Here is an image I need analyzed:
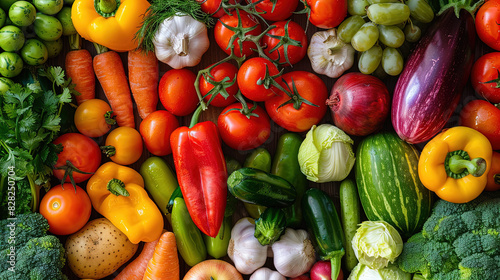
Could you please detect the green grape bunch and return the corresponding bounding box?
[339,0,435,76]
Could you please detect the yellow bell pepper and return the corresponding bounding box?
[418,126,492,204]
[86,162,164,244]
[71,0,150,52]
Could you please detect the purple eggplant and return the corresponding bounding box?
[391,8,476,144]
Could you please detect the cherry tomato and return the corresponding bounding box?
[200,62,239,107]
[217,102,271,150]
[196,0,238,18]
[74,99,115,138]
[265,71,328,132]
[470,52,500,104]
[237,57,281,102]
[53,133,101,183]
[159,69,198,116]
[247,0,299,21]
[263,20,308,66]
[39,183,92,235]
[139,110,180,156]
[214,10,262,57]
[304,0,347,29]
[102,127,143,165]
[459,99,500,150]
[476,0,500,51]
[486,151,500,191]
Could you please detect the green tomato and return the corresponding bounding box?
[0,25,24,51]
[34,0,63,15]
[41,37,62,58]
[56,7,76,36]
[8,1,36,27]
[0,0,17,13]
[20,38,48,65]
[34,13,62,41]
[0,8,6,28]
[0,51,23,77]
[0,77,14,94]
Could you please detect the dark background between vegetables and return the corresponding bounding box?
[43,6,492,280]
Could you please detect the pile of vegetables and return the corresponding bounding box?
[1,0,500,279]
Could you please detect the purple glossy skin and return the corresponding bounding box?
[391,9,476,144]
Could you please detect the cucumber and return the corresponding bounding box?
[243,148,271,218]
[339,179,361,272]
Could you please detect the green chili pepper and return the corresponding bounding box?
[171,197,207,267]
[203,216,231,259]
[243,148,272,218]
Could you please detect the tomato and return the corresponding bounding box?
[459,99,500,150]
[159,69,199,116]
[470,52,500,104]
[476,0,500,51]
[237,57,281,101]
[102,127,143,165]
[74,99,115,138]
[265,71,328,132]
[196,0,238,18]
[486,151,500,191]
[200,62,239,107]
[263,20,308,66]
[140,110,180,156]
[214,10,262,57]
[217,102,271,150]
[304,0,347,29]
[39,183,92,235]
[53,133,101,183]
[247,0,299,21]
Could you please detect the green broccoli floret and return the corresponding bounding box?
[397,192,500,279]
[0,212,49,251]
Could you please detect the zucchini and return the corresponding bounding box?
[227,167,296,208]
[339,179,361,272]
[243,148,271,218]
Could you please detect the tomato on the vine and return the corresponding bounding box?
[471,52,500,104]
[214,10,262,57]
[140,110,180,156]
[102,127,143,165]
[459,99,500,150]
[263,20,308,66]
[217,102,271,150]
[159,69,199,116]
[200,62,239,107]
[237,57,282,102]
[265,71,328,132]
[52,133,101,184]
[247,0,299,21]
[196,0,238,18]
[74,99,115,138]
[303,0,347,29]
[39,183,92,235]
[476,0,500,51]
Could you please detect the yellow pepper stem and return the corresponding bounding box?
[95,0,120,17]
[107,178,130,196]
[445,150,487,179]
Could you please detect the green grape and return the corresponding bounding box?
[378,25,405,48]
[382,47,404,76]
[338,15,366,43]
[367,3,411,25]
[394,21,407,30]
[351,22,379,52]
[367,0,399,3]
[405,0,434,23]
[404,23,421,42]
[358,45,383,74]
[398,40,414,58]
[372,61,388,80]
[348,0,369,16]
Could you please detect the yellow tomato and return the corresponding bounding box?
[102,127,143,165]
[74,99,115,138]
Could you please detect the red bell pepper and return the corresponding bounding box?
[170,106,228,237]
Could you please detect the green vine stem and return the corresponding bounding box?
[107,178,130,197]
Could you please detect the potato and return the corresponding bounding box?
[65,218,139,279]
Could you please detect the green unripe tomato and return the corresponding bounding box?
[34,13,62,41]
[0,25,24,51]
[0,77,14,94]
[34,0,63,15]
[56,7,76,36]
[20,38,48,65]
[8,1,36,27]
[0,51,23,77]
[0,8,6,28]
[41,37,62,58]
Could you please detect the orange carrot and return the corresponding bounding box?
[65,34,95,105]
[128,49,159,119]
[114,239,160,280]
[142,231,179,280]
[93,43,135,128]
